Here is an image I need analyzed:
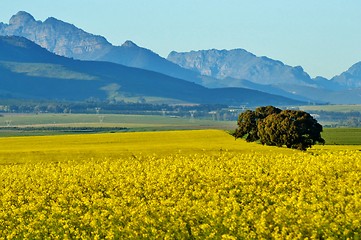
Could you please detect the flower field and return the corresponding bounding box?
[0,130,361,239]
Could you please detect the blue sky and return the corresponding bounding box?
[1,0,361,79]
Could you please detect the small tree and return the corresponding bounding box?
[234,106,325,150]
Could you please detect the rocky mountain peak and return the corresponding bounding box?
[44,17,61,24]
[9,11,36,26]
[346,62,361,77]
[330,61,361,89]
[1,12,113,60]
[121,40,138,48]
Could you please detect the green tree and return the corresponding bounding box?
[258,110,325,150]
[233,106,281,142]
[234,107,325,150]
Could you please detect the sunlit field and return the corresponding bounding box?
[1,130,361,239]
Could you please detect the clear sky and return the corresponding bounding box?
[1,0,361,79]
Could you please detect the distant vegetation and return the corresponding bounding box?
[0,112,238,137]
[0,99,231,117]
[2,99,361,126]
[299,105,361,127]
[2,100,361,136]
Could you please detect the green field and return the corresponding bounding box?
[321,128,361,145]
[0,113,236,136]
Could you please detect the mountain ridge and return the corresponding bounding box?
[1,11,361,104]
[167,49,361,104]
[0,35,304,106]
[167,49,315,87]
[0,11,205,85]
[331,61,361,89]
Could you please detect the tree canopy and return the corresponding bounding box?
[233,106,282,142]
[233,106,325,150]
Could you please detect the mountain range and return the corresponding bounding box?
[1,11,361,105]
[167,50,361,104]
[0,35,303,106]
[0,11,206,86]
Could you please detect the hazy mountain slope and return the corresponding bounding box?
[331,62,361,89]
[315,62,361,104]
[0,36,203,102]
[0,35,61,63]
[228,79,315,102]
[0,11,204,85]
[0,36,304,106]
[167,49,361,104]
[277,84,361,104]
[167,49,315,87]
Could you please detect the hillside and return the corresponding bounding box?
[167,49,314,87]
[0,11,206,85]
[168,49,361,104]
[0,36,304,106]
[331,62,361,89]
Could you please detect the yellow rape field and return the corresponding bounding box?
[0,130,361,239]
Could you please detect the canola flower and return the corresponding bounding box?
[0,130,360,239]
